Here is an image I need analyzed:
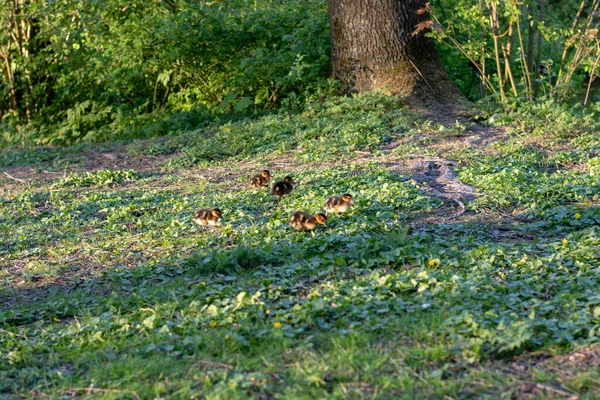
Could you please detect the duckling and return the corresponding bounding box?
[288,211,327,231]
[193,208,223,227]
[324,193,355,215]
[271,176,296,201]
[250,170,271,188]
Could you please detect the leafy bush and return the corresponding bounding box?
[0,0,330,145]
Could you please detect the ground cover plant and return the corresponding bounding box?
[2,93,600,399]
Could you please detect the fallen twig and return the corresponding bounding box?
[196,360,233,370]
[535,383,579,399]
[0,329,28,340]
[64,387,142,400]
[3,171,30,183]
[409,59,436,95]
[544,283,555,298]
[443,198,466,222]
[530,283,555,300]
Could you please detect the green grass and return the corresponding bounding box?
[2,94,600,399]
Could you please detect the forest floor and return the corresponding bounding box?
[1,94,600,399]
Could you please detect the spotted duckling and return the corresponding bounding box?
[324,193,355,215]
[250,170,271,188]
[288,211,327,231]
[271,176,296,201]
[193,208,223,227]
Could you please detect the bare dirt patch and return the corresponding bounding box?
[0,145,170,187]
[503,345,600,399]
[388,156,479,222]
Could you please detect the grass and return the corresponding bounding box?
[1,93,600,399]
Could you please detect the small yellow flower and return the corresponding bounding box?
[564,180,570,185]
[428,259,436,267]
[200,281,206,286]
[573,181,578,185]
[440,201,444,205]
[273,322,282,329]
[562,238,568,245]
[265,309,270,315]
[224,127,230,133]
[422,181,428,186]
[209,321,217,328]
[575,213,581,220]
[540,211,545,216]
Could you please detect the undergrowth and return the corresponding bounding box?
[1,94,600,399]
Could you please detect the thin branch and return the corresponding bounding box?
[584,51,600,106]
[534,0,546,97]
[0,328,28,339]
[430,14,496,92]
[408,59,435,95]
[196,360,233,370]
[443,198,466,222]
[515,0,533,100]
[3,171,30,183]
[535,383,579,399]
[64,387,142,400]
[557,0,587,84]
[490,2,506,100]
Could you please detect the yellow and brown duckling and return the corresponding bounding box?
[271,176,296,201]
[249,170,271,188]
[193,208,223,227]
[288,211,327,231]
[324,193,355,215]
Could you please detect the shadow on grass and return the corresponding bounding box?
[1,211,600,398]
[3,204,599,321]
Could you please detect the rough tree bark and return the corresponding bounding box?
[328,0,460,102]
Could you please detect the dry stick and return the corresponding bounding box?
[584,51,600,106]
[503,22,520,97]
[196,360,233,370]
[515,1,533,100]
[65,387,142,400]
[3,171,30,183]
[545,282,555,298]
[535,383,579,399]
[534,0,545,98]
[531,283,554,299]
[585,0,600,28]
[526,1,537,97]
[431,15,496,92]
[564,46,587,84]
[0,328,28,339]
[443,197,466,222]
[478,0,487,98]
[557,0,587,85]
[490,2,506,100]
[480,44,487,98]
[408,59,435,95]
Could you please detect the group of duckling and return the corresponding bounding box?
[193,169,355,231]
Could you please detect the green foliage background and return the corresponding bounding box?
[0,0,331,145]
[2,0,598,146]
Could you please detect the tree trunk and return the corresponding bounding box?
[328,0,459,102]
